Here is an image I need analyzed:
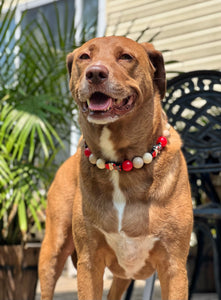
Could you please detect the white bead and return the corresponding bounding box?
[143,152,153,164]
[96,158,105,169]
[166,123,171,130]
[163,129,170,137]
[132,157,144,169]
[89,153,97,164]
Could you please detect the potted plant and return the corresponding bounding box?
[0,1,92,298]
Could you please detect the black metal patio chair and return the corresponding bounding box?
[124,70,221,300]
[165,70,221,300]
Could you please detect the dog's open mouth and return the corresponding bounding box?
[82,92,136,123]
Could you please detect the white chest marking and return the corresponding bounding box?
[110,171,126,232]
[99,127,158,278]
[103,231,159,278]
[100,127,126,231]
[99,127,118,161]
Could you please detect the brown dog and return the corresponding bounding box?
[39,36,193,300]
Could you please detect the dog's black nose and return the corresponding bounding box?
[86,65,109,84]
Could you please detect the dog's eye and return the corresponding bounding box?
[79,53,90,60]
[119,53,133,61]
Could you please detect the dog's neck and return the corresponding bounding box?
[79,99,165,163]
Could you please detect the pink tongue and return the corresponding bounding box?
[89,93,112,111]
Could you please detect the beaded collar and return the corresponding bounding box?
[84,123,170,172]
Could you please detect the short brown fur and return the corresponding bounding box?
[39,36,193,300]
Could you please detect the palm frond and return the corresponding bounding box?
[1,94,64,162]
[0,0,94,244]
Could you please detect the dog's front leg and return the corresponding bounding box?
[39,196,74,300]
[108,276,132,300]
[158,260,188,300]
[76,252,105,300]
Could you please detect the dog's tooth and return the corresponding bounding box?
[116,99,123,105]
[87,99,90,106]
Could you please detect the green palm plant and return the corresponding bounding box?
[0,0,96,244]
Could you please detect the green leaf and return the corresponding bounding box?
[28,125,36,162]
[29,203,42,231]
[54,3,63,49]
[38,12,57,53]
[36,123,49,158]
[18,198,27,236]
[0,155,11,185]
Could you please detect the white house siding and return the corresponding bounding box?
[106,0,221,77]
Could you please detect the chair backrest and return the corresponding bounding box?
[163,70,221,174]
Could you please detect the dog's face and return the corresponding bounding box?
[67,36,165,125]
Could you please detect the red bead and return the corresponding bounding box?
[157,136,167,147]
[152,151,157,158]
[84,148,92,157]
[122,160,133,172]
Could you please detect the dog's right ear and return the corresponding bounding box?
[66,52,74,77]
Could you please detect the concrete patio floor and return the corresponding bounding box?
[36,273,218,300]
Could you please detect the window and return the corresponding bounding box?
[20,0,99,48]
[21,0,76,49]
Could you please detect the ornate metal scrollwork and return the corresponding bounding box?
[164,70,221,173]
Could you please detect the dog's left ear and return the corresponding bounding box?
[66,52,74,78]
[141,43,166,100]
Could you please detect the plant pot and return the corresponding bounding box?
[0,243,40,300]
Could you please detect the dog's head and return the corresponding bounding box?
[67,36,166,125]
